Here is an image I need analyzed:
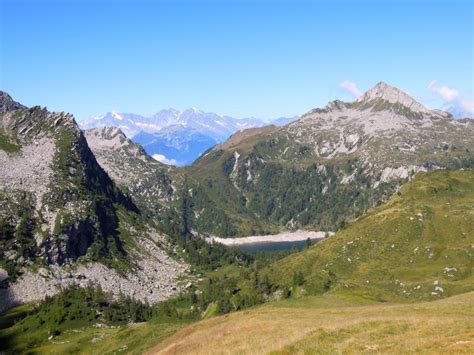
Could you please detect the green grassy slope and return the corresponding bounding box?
[151,291,474,354]
[0,303,192,355]
[0,286,198,354]
[262,169,474,301]
[151,169,474,354]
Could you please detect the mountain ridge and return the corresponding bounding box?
[181,82,474,237]
[80,108,298,166]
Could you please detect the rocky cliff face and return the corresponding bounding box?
[84,126,175,218]
[183,82,474,236]
[0,92,189,310]
[0,93,138,270]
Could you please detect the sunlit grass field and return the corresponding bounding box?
[151,291,474,354]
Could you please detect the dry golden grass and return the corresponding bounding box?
[148,292,474,354]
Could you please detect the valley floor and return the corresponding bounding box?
[150,291,474,354]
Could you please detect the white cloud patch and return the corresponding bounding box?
[339,80,362,98]
[427,80,473,118]
[427,80,459,102]
[152,154,178,166]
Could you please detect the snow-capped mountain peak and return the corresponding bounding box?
[111,111,123,120]
[79,108,298,166]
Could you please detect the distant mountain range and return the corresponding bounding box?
[80,109,298,166]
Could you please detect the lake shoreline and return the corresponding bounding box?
[207,230,334,246]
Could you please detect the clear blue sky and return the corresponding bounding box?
[1,0,473,120]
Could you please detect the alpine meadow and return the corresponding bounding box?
[0,0,473,354]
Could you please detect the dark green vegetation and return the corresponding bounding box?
[0,191,38,280]
[0,128,21,153]
[0,285,199,354]
[185,132,474,237]
[167,169,474,322]
[182,152,401,237]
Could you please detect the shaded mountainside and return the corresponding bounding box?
[0,93,138,272]
[181,82,474,237]
[262,169,474,301]
[0,93,189,311]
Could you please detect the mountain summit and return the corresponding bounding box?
[354,81,436,116]
[0,91,26,112]
[182,82,474,237]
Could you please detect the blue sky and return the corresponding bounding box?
[1,0,472,120]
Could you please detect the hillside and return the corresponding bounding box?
[0,93,134,269]
[1,168,472,353]
[0,93,188,312]
[152,291,474,354]
[150,168,474,353]
[181,82,474,237]
[262,169,474,301]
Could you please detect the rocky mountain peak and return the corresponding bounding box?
[84,126,130,150]
[355,82,431,114]
[84,125,152,164]
[0,91,26,112]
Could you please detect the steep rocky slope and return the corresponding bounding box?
[84,126,175,217]
[183,82,474,236]
[0,94,134,268]
[0,92,188,311]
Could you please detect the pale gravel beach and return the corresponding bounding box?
[207,230,334,246]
